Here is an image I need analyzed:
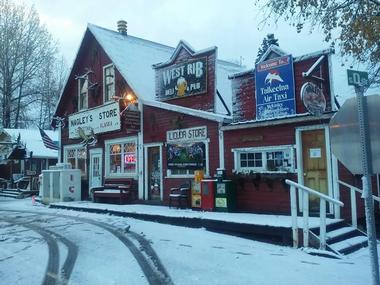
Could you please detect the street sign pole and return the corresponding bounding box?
[355,85,380,285]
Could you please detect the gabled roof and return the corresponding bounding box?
[141,99,231,123]
[257,44,288,64]
[55,24,244,117]
[1,129,58,159]
[229,48,334,79]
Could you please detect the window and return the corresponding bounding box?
[167,141,209,177]
[103,64,115,102]
[78,76,88,110]
[64,145,87,176]
[105,137,137,177]
[233,145,294,173]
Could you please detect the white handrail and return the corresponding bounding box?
[286,179,344,206]
[338,180,380,229]
[285,179,344,250]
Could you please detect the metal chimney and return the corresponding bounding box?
[117,20,127,35]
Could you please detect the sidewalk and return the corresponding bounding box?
[49,201,341,246]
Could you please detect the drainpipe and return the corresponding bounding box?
[218,122,225,170]
[138,101,144,200]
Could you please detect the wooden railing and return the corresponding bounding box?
[286,179,344,250]
[338,180,380,229]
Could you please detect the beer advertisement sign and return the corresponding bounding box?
[255,55,295,120]
[157,57,207,100]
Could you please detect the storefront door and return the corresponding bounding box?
[301,129,328,211]
[89,149,102,191]
[145,145,162,200]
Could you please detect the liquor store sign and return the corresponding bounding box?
[69,102,121,139]
[167,126,207,143]
[157,57,207,100]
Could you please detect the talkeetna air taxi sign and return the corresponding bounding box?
[255,55,295,120]
[157,57,207,100]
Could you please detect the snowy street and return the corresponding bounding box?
[0,198,376,285]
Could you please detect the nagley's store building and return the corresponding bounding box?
[53,22,372,218]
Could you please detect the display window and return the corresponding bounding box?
[64,144,87,176]
[105,137,137,177]
[232,145,295,173]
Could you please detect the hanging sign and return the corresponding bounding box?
[255,55,296,120]
[301,82,326,116]
[69,102,120,139]
[125,110,141,132]
[157,57,207,100]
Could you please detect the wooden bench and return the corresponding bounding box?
[91,179,136,204]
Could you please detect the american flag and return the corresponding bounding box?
[38,128,59,150]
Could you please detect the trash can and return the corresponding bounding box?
[201,179,216,211]
[214,180,236,212]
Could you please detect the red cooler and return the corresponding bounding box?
[200,179,216,211]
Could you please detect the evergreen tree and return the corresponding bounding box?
[256,33,279,64]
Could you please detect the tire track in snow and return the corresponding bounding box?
[0,215,78,285]
[0,210,173,285]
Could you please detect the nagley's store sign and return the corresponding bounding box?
[255,55,295,120]
[166,126,207,143]
[157,57,207,100]
[69,102,121,139]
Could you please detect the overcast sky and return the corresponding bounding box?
[19,0,374,103]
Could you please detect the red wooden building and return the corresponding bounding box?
[53,22,378,220]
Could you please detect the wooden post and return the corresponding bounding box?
[303,191,309,247]
[350,187,358,228]
[320,199,327,250]
[290,185,298,248]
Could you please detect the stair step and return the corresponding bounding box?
[311,220,346,235]
[0,193,20,198]
[326,227,359,244]
[329,235,368,254]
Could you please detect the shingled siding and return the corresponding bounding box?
[143,105,220,204]
[231,55,333,122]
[154,48,217,113]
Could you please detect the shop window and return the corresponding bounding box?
[64,145,87,176]
[233,145,294,173]
[166,142,208,178]
[105,137,137,177]
[78,76,88,110]
[103,64,115,102]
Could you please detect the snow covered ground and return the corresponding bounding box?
[0,197,376,285]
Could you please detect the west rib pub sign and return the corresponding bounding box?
[157,57,207,100]
[255,55,295,120]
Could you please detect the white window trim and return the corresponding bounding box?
[105,137,138,179]
[232,144,295,174]
[103,63,115,103]
[166,139,210,178]
[63,144,87,175]
[78,75,88,110]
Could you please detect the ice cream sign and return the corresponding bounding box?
[68,102,121,139]
[157,57,207,100]
[255,55,295,120]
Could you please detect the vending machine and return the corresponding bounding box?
[191,170,204,209]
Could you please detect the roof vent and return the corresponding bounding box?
[117,20,127,35]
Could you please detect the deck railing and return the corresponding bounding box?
[286,179,344,250]
[338,180,380,229]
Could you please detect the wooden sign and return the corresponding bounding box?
[125,110,140,132]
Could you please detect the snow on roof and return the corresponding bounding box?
[87,24,244,115]
[3,129,58,159]
[141,99,232,123]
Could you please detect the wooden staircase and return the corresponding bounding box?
[310,221,368,255]
[0,188,38,199]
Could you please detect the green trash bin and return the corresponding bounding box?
[214,180,236,212]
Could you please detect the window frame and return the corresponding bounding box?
[103,63,115,103]
[78,75,88,110]
[105,137,138,178]
[63,144,87,177]
[166,139,209,178]
[232,145,295,174]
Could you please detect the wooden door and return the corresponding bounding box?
[302,129,328,211]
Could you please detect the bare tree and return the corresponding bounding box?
[0,0,58,128]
